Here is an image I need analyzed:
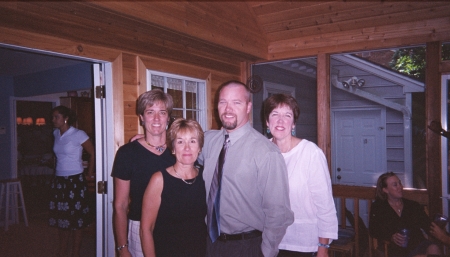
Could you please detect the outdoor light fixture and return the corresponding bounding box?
[342,76,365,88]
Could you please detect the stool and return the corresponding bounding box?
[0,179,28,231]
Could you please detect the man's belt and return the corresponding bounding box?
[217,230,262,241]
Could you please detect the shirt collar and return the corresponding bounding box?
[221,122,251,146]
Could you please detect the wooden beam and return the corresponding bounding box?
[264,2,450,41]
[268,17,450,59]
[0,2,253,74]
[425,41,442,216]
[317,54,331,170]
[91,2,268,59]
[112,54,125,151]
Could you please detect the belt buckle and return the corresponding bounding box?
[219,233,228,241]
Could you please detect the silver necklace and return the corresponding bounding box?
[173,166,197,185]
[145,140,166,153]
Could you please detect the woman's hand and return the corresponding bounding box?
[430,222,450,245]
[391,232,407,247]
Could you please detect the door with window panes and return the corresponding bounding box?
[147,71,207,130]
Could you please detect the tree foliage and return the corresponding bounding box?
[390,44,450,82]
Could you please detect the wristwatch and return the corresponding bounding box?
[318,243,330,248]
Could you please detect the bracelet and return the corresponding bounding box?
[116,243,128,251]
[318,243,330,248]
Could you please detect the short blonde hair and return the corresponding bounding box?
[167,118,204,152]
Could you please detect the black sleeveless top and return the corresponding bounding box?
[153,168,207,257]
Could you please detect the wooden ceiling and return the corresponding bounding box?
[1,1,449,71]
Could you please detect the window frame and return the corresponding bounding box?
[146,70,207,131]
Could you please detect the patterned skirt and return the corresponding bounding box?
[48,173,92,230]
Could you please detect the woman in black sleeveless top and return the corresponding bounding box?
[141,118,206,257]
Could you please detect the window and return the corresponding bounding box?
[147,70,207,130]
[252,57,318,143]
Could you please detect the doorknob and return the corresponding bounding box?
[337,175,342,179]
[337,168,341,172]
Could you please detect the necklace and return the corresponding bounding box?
[173,166,197,185]
[145,140,166,153]
[388,199,403,213]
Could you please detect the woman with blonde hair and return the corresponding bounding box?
[140,118,206,257]
[369,172,441,257]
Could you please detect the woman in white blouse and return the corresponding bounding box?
[263,94,338,257]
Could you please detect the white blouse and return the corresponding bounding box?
[53,126,89,176]
[277,139,338,253]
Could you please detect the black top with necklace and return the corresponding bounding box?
[369,198,431,256]
[153,167,206,257]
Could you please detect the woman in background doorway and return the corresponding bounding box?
[49,105,95,257]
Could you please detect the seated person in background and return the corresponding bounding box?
[369,172,441,257]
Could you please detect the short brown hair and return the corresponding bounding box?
[136,89,173,116]
[167,118,204,152]
[375,172,398,201]
[263,94,300,124]
[219,80,251,102]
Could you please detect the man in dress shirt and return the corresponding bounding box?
[199,80,294,257]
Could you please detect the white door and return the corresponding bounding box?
[93,63,115,257]
[332,109,385,186]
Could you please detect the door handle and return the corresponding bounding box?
[337,175,342,179]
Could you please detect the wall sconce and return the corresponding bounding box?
[17,117,23,125]
[36,118,46,126]
[342,76,365,88]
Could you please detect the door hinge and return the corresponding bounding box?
[95,85,105,99]
[97,181,107,194]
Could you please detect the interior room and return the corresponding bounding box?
[0,46,96,256]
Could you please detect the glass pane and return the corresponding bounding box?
[151,75,164,90]
[171,109,183,120]
[443,42,450,61]
[330,46,426,188]
[355,47,426,82]
[186,110,197,120]
[167,77,183,109]
[186,81,197,109]
[252,57,318,144]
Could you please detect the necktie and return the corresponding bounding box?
[207,134,230,242]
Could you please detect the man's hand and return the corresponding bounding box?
[130,134,144,142]
[430,222,450,245]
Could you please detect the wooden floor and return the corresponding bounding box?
[0,176,96,257]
